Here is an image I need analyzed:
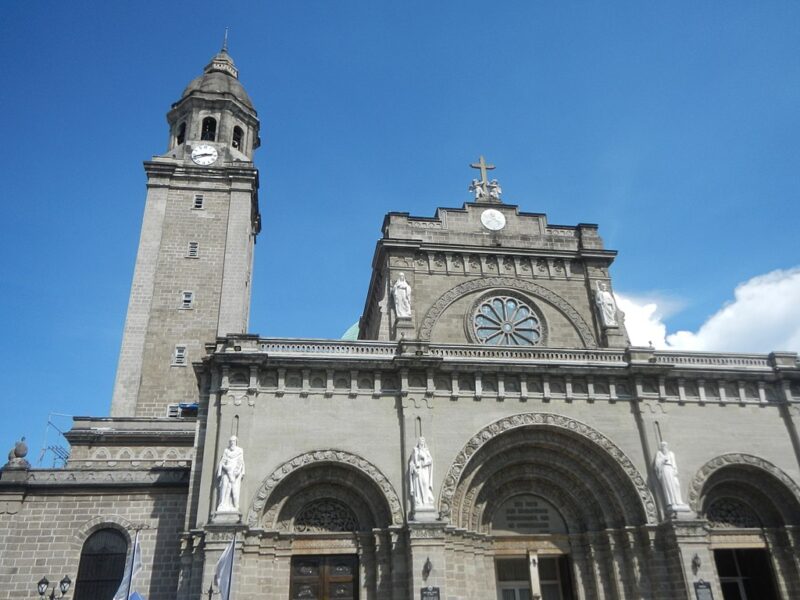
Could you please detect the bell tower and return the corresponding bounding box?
[111,45,261,417]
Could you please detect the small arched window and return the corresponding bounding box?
[201,117,217,141]
[73,528,128,600]
[176,122,186,145]
[232,126,244,150]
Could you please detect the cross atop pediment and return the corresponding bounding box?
[469,155,502,203]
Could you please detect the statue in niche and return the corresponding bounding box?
[488,179,502,200]
[654,441,688,509]
[409,437,434,509]
[469,178,487,200]
[392,272,412,318]
[594,281,619,327]
[216,436,245,512]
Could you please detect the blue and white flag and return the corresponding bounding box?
[114,531,144,600]
[214,536,236,600]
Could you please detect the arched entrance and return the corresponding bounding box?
[691,454,800,599]
[247,450,405,600]
[442,413,656,599]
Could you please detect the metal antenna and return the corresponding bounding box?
[222,27,229,52]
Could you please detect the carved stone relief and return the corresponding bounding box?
[295,499,359,533]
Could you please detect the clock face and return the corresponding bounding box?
[480,208,506,231]
[191,144,218,166]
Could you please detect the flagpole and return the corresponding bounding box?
[226,532,236,600]
[127,528,139,600]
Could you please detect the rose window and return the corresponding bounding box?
[473,296,541,346]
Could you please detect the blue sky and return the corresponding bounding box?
[1,2,799,462]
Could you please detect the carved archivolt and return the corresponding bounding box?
[439,413,656,524]
[458,445,629,532]
[688,453,800,518]
[418,277,597,347]
[246,450,403,527]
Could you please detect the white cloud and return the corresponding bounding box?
[617,267,800,354]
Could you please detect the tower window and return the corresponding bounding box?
[180,291,194,309]
[176,122,186,145]
[193,195,204,209]
[187,241,199,258]
[201,117,217,141]
[172,345,187,366]
[232,126,244,149]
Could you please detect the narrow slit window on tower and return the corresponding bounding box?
[232,126,244,149]
[172,345,187,366]
[187,241,199,258]
[193,194,204,209]
[180,291,194,309]
[201,117,217,141]
[176,122,186,145]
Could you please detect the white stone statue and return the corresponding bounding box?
[654,441,688,510]
[469,178,486,200]
[409,436,434,510]
[216,436,245,512]
[392,272,412,318]
[594,281,619,327]
[488,179,502,200]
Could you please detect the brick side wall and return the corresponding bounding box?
[0,488,187,600]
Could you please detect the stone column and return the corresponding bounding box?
[567,533,594,600]
[389,526,409,598]
[666,518,722,600]
[408,523,447,599]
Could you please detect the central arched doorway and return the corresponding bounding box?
[441,413,656,599]
[247,450,405,600]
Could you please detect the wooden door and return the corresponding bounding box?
[290,555,358,600]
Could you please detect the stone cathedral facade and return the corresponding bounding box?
[2,48,800,600]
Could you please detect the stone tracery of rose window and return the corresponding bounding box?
[473,296,542,346]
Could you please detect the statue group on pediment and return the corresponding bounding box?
[469,179,502,201]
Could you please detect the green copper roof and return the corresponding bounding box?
[340,322,359,341]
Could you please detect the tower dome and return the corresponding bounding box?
[180,49,254,111]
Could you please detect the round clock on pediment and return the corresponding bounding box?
[480,208,506,231]
[191,144,218,166]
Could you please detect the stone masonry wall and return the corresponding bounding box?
[0,487,187,600]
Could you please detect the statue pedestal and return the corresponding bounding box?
[212,510,242,524]
[602,325,628,348]
[394,317,414,340]
[411,507,439,522]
